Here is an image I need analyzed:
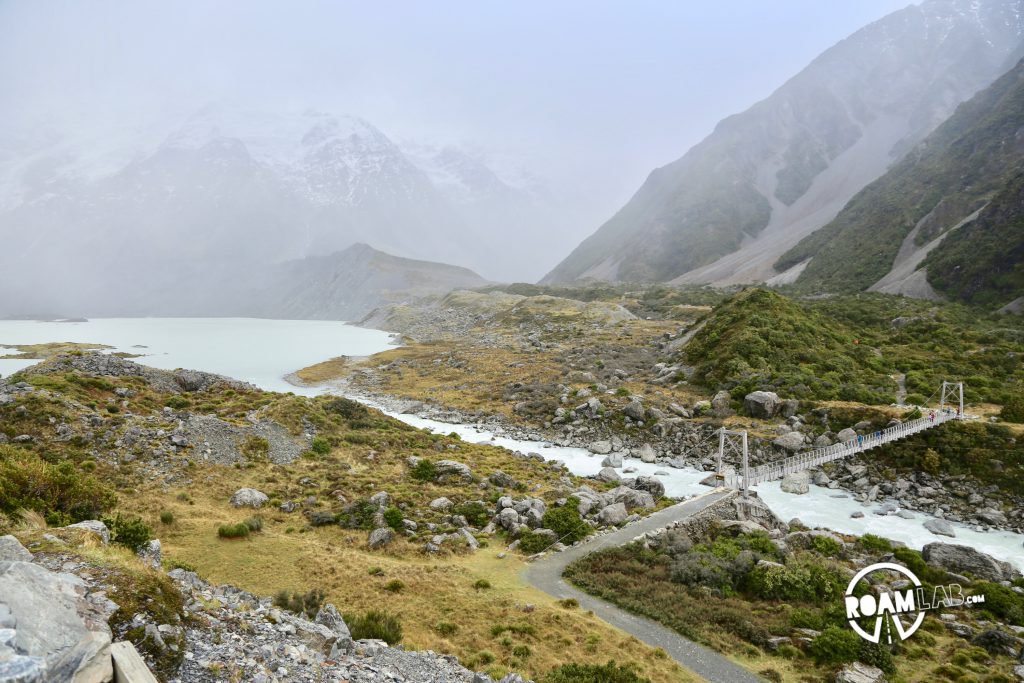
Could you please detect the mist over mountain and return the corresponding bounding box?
[0,105,569,317]
[544,0,1024,286]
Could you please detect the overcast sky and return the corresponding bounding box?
[0,0,910,225]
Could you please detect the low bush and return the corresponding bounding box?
[382,506,404,531]
[217,523,250,539]
[540,661,650,683]
[454,501,490,527]
[409,459,438,482]
[336,500,377,530]
[807,626,861,666]
[518,531,554,554]
[0,446,116,522]
[346,610,402,644]
[273,588,326,618]
[383,579,404,593]
[244,516,263,532]
[434,621,458,636]
[540,499,590,545]
[473,579,491,591]
[159,511,175,525]
[309,437,331,456]
[973,581,1024,625]
[103,514,154,553]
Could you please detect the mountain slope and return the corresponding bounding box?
[779,59,1024,305]
[247,243,490,320]
[543,0,1024,285]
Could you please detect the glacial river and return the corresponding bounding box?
[2,317,1022,569]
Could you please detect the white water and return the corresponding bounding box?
[0,318,395,393]
[2,317,1021,569]
[367,400,1024,570]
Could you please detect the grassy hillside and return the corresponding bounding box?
[0,356,692,683]
[779,60,1024,298]
[924,172,1024,307]
[684,289,1024,406]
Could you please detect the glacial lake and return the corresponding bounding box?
[0,318,396,393]
[2,317,1021,569]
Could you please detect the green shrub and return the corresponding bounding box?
[273,588,326,618]
[159,511,175,525]
[217,523,250,539]
[1000,395,1024,423]
[103,513,153,553]
[540,499,590,545]
[0,446,116,522]
[454,501,490,527]
[383,579,405,593]
[324,397,369,421]
[518,531,554,554]
[540,660,650,683]
[558,598,579,609]
[164,396,189,410]
[807,626,861,666]
[858,534,893,553]
[346,610,403,644]
[244,516,263,532]
[409,459,438,482]
[310,437,331,456]
[744,555,846,604]
[512,644,532,658]
[473,579,491,591]
[337,500,378,530]
[435,621,459,636]
[973,581,1024,625]
[382,506,404,531]
[309,511,338,527]
[368,566,384,576]
[811,535,842,557]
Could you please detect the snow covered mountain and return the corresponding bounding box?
[543,0,1024,286]
[0,106,556,316]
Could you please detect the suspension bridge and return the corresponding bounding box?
[717,381,965,490]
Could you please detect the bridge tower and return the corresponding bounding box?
[717,427,749,492]
[939,381,964,417]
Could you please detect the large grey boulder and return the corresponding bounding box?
[315,603,354,656]
[230,488,269,508]
[137,539,161,570]
[589,441,612,455]
[637,444,657,463]
[922,543,1021,582]
[607,487,656,510]
[0,536,31,563]
[837,428,858,442]
[711,390,733,418]
[622,400,645,421]
[744,391,781,418]
[367,528,394,549]
[923,519,956,538]
[600,453,623,468]
[773,432,805,452]
[0,561,113,683]
[597,503,628,527]
[428,497,453,512]
[435,460,473,481]
[66,521,110,546]
[631,475,665,501]
[780,471,810,494]
[595,467,621,483]
[834,661,886,683]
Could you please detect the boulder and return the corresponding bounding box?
[367,528,394,549]
[637,444,657,463]
[315,603,354,656]
[744,391,781,419]
[597,503,628,527]
[601,453,623,468]
[780,471,810,494]
[0,561,113,683]
[595,467,621,483]
[923,519,956,538]
[834,662,886,683]
[489,470,515,488]
[631,475,665,501]
[773,432,805,452]
[67,521,110,545]
[136,539,161,570]
[435,460,473,481]
[711,390,733,418]
[813,435,834,449]
[780,399,800,418]
[607,487,656,510]
[230,488,269,508]
[972,628,1022,657]
[922,542,1021,582]
[497,508,521,531]
[622,400,645,421]
[0,536,32,563]
[429,497,454,512]
[837,428,857,442]
[368,491,391,508]
[589,441,613,455]
[812,470,831,486]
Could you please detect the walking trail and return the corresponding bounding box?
[522,489,765,683]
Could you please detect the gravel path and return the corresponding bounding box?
[523,490,765,683]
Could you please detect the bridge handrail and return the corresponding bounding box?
[727,409,960,489]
